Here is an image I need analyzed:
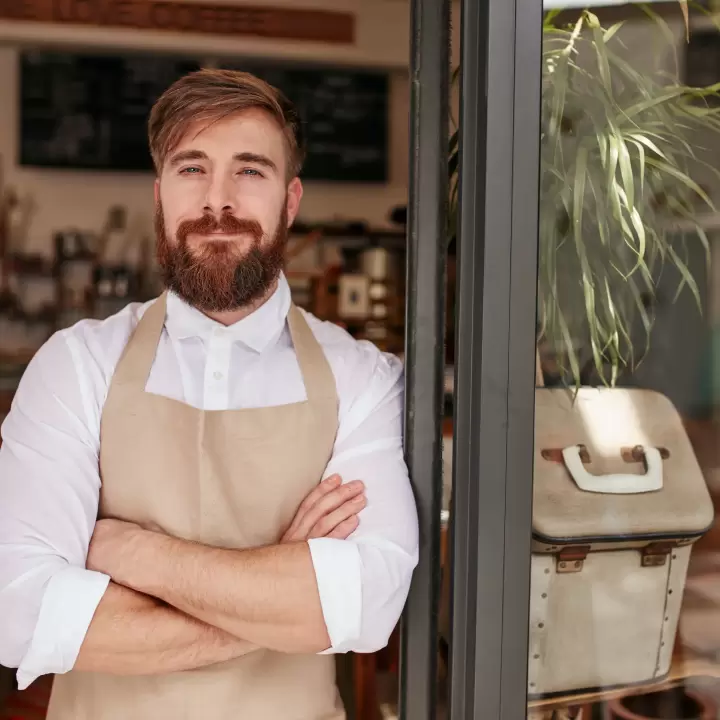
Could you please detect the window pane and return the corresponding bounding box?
[529,3,720,717]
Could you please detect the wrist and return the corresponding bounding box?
[115,527,172,592]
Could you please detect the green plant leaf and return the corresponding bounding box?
[667,240,702,308]
[573,145,588,245]
[645,157,715,208]
[592,25,613,94]
[451,8,720,389]
[625,132,668,161]
[606,136,622,218]
[622,87,694,120]
[603,22,624,43]
[617,136,635,213]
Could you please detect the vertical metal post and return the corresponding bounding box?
[399,0,450,717]
[448,0,542,717]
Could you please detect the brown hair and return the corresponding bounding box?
[148,68,305,179]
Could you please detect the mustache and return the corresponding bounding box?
[176,213,264,244]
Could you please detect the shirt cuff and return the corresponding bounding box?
[17,566,110,690]
[307,538,362,653]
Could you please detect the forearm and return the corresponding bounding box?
[74,581,258,675]
[115,533,330,654]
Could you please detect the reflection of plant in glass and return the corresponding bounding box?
[450,6,720,388]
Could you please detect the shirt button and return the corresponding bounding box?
[213,371,223,380]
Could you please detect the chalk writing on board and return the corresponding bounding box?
[19,50,389,182]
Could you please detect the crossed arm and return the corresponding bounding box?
[73,582,253,675]
[0,333,418,687]
[74,475,366,675]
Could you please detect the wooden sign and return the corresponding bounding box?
[0,0,355,44]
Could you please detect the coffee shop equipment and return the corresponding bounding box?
[285,228,325,310]
[1,247,55,356]
[283,220,406,353]
[335,243,404,354]
[0,175,54,357]
[54,206,155,324]
[91,205,152,319]
[54,228,96,329]
[527,387,714,697]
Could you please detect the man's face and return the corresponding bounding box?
[155,108,303,312]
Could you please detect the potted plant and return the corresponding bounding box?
[448,3,720,389]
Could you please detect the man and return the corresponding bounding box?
[0,69,419,719]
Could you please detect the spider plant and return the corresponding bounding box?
[449,4,720,388]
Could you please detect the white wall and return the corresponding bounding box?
[0,0,465,256]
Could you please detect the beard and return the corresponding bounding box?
[154,203,288,313]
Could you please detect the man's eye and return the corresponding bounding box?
[241,168,261,176]
[180,167,202,174]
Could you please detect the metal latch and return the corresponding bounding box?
[641,541,677,567]
[556,545,591,573]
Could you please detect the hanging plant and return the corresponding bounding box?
[449,3,720,388]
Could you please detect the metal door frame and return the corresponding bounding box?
[400,0,543,717]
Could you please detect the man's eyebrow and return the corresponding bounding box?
[234,152,278,173]
[168,149,208,167]
[167,150,279,174]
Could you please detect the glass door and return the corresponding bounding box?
[401,0,542,716]
[525,1,720,718]
[404,1,720,718]
[442,0,720,718]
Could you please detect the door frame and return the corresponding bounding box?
[400,0,544,717]
[398,0,451,717]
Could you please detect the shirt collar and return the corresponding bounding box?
[164,272,292,352]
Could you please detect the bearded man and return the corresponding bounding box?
[0,69,419,719]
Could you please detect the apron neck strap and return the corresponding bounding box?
[286,304,336,407]
[112,293,336,409]
[112,291,168,390]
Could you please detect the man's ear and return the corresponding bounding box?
[286,178,303,226]
[154,179,160,205]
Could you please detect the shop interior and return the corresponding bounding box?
[0,38,416,407]
[0,3,451,718]
[5,1,720,719]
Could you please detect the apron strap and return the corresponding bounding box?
[111,292,168,390]
[287,304,338,411]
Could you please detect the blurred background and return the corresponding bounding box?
[0,3,452,718]
[0,0,465,425]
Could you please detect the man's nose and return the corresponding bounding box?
[203,174,236,215]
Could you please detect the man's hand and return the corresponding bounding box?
[84,475,367,655]
[281,474,365,543]
[87,475,365,578]
[87,518,143,578]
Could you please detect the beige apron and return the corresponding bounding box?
[47,292,345,720]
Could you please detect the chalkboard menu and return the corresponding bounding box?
[19,50,389,182]
[219,59,388,182]
[20,51,200,172]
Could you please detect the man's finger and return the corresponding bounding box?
[291,481,364,541]
[326,516,360,539]
[309,495,366,539]
[283,474,342,539]
[297,474,342,517]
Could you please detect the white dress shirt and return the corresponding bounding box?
[0,273,419,689]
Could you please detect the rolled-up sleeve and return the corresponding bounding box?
[308,346,419,654]
[0,331,109,688]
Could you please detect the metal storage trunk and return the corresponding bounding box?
[529,387,714,698]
